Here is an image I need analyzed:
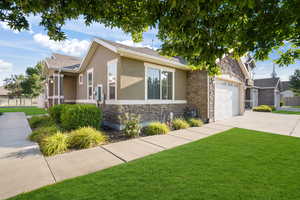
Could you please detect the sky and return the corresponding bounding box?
[0,16,298,85]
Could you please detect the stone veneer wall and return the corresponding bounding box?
[102,103,187,130]
[186,70,210,122]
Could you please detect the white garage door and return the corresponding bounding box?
[215,80,240,121]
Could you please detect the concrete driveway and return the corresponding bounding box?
[215,111,300,137]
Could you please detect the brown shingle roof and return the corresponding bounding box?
[45,53,81,70]
[254,78,280,88]
[96,37,187,65]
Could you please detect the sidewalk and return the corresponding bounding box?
[0,112,232,199]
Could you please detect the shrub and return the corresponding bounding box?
[253,105,272,112]
[120,113,141,138]
[29,126,59,143]
[40,132,68,156]
[49,104,69,124]
[144,122,170,135]
[280,101,284,107]
[187,118,204,127]
[172,118,190,130]
[270,105,276,111]
[68,127,107,149]
[28,116,55,129]
[61,104,102,131]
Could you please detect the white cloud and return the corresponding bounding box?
[33,33,90,57]
[0,60,13,73]
[0,22,34,34]
[116,39,157,50]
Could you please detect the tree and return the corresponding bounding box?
[1,0,300,74]
[21,62,44,102]
[289,69,300,96]
[4,74,25,105]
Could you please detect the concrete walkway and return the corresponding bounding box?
[0,112,232,199]
[0,113,54,200]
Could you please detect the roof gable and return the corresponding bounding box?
[254,78,280,88]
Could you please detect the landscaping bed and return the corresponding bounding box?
[0,106,47,116]
[253,105,300,115]
[28,104,203,156]
[9,128,300,200]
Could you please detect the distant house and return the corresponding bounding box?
[43,38,254,129]
[254,77,281,108]
[280,81,294,98]
[0,86,9,97]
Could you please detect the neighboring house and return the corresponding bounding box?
[280,81,294,98]
[0,86,9,97]
[43,38,254,129]
[254,78,281,108]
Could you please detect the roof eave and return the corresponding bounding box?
[117,48,191,70]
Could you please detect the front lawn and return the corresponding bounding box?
[291,106,300,108]
[0,106,47,116]
[273,110,300,115]
[9,128,300,200]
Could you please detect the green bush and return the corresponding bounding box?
[29,126,59,143]
[49,104,69,124]
[144,122,170,135]
[40,132,68,156]
[253,105,273,112]
[280,101,284,107]
[172,118,190,130]
[270,105,276,111]
[120,113,141,138]
[28,116,55,129]
[68,127,107,149]
[61,104,102,131]
[187,118,204,127]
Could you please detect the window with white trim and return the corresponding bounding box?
[87,70,93,99]
[79,74,83,85]
[147,67,173,100]
[107,61,117,100]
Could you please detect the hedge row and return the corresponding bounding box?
[49,104,102,131]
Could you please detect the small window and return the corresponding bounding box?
[79,74,83,85]
[87,70,93,99]
[96,85,103,102]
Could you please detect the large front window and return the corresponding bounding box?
[147,67,173,100]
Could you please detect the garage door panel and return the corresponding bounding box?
[215,80,240,121]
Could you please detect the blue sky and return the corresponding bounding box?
[0,16,298,85]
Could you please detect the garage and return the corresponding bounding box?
[215,79,240,121]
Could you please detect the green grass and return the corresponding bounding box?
[291,106,300,108]
[273,110,300,115]
[0,107,47,116]
[8,128,300,200]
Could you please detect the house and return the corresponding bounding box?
[0,86,9,97]
[253,77,281,108]
[43,38,254,129]
[280,81,294,98]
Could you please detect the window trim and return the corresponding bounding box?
[79,74,83,85]
[107,59,118,100]
[145,63,175,101]
[87,68,94,100]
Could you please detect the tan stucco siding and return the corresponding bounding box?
[118,58,187,100]
[118,57,145,100]
[76,44,120,100]
[175,69,187,100]
[63,76,76,100]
